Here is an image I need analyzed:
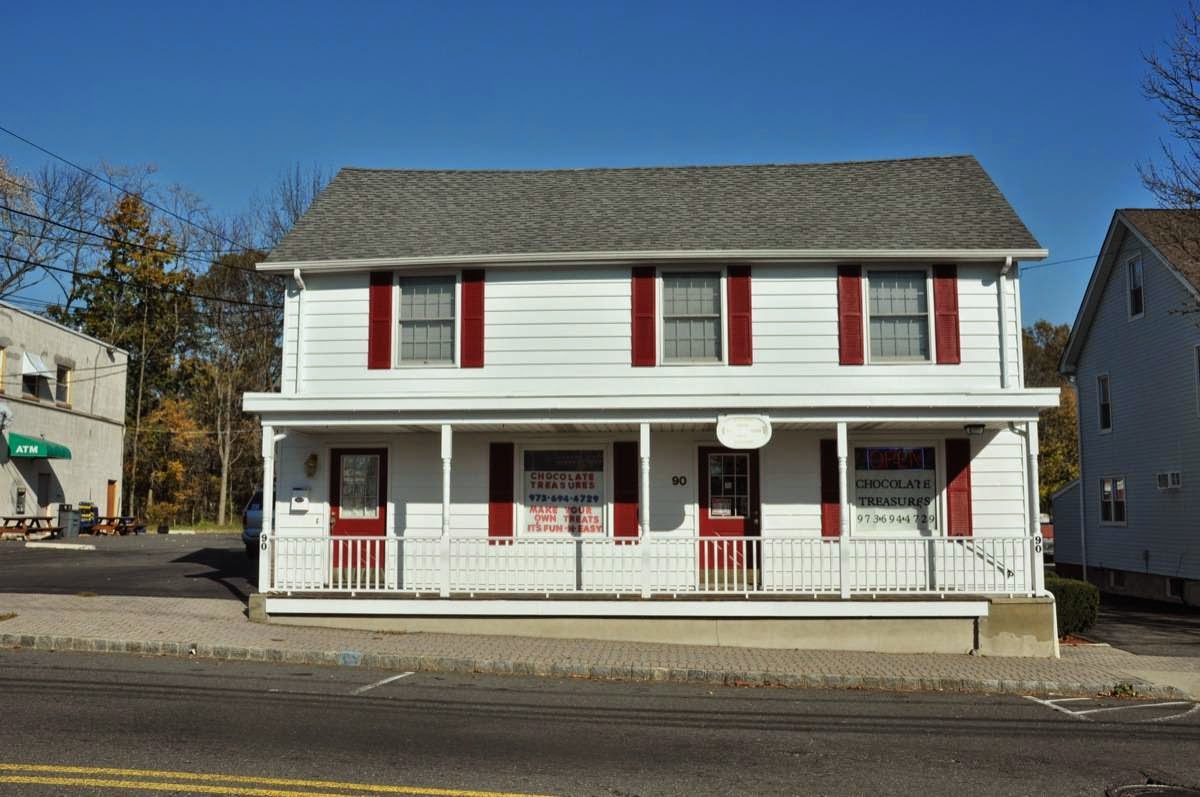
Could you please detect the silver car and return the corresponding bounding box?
[241,490,263,557]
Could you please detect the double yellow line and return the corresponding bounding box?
[0,763,555,797]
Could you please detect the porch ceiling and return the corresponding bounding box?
[279,420,1015,435]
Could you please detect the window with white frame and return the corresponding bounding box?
[55,365,71,405]
[1097,374,1112,431]
[867,270,930,361]
[1127,257,1144,318]
[662,272,721,362]
[1100,477,1126,524]
[398,276,455,363]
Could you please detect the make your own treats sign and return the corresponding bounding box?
[852,446,938,533]
[523,449,605,535]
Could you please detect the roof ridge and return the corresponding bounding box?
[336,154,978,176]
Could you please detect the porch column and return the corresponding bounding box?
[639,422,651,598]
[1026,420,1045,595]
[837,422,850,599]
[259,424,275,592]
[440,424,452,597]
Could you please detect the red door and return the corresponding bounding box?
[330,448,387,572]
[697,447,760,586]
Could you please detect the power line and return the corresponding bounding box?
[1022,254,1098,272]
[0,203,272,279]
[0,123,259,257]
[3,254,282,310]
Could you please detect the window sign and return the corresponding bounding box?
[523,450,604,535]
[339,454,380,519]
[853,446,938,533]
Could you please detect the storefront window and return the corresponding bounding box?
[523,449,604,535]
[852,446,938,533]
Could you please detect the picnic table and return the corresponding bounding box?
[89,516,146,536]
[1,515,63,540]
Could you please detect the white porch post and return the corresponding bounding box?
[1026,420,1045,595]
[259,424,275,593]
[837,422,850,599]
[440,424,453,598]
[639,422,651,599]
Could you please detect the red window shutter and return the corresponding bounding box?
[631,266,656,367]
[612,441,639,540]
[727,265,753,365]
[488,442,515,540]
[461,269,485,368]
[837,265,864,365]
[933,264,961,364]
[367,271,392,370]
[820,439,840,537]
[945,438,973,537]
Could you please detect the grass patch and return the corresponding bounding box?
[0,612,15,622]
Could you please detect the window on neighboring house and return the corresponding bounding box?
[1100,477,1126,524]
[1127,257,1144,318]
[398,276,455,363]
[867,270,930,362]
[1097,374,1112,431]
[55,365,71,405]
[22,373,39,399]
[662,272,721,362]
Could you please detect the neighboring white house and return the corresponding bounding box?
[244,156,1060,656]
[0,300,127,519]
[1057,209,1200,604]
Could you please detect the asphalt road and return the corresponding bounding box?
[1087,594,1200,658]
[0,648,1198,797]
[0,534,254,601]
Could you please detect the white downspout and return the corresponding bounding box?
[998,257,1013,389]
[292,268,307,394]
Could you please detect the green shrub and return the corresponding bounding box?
[1046,576,1100,636]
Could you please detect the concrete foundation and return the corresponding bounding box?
[251,595,1058,657]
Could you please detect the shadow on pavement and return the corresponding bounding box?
[170,547,257,604]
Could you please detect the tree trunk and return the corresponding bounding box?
[216,379,232,526]
[128,299,149,518]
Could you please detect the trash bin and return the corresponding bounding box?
[58,505,81,539]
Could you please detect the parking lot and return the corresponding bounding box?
[0,534,254,602]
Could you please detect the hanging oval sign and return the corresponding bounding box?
[716,414,772,450]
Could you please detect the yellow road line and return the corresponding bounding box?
[0,765,555,797]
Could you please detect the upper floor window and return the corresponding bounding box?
[398,276,455,363]
[662,272,721,362]
[1127,257,1144,318]
[1097,374,1112,432]
[1100,476,1126,525]
[55,365,71,405]
[867,270,930,362]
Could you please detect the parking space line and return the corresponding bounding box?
[1023,695,1092,721]
[1075,701,1192,716]
[351,672,415,695]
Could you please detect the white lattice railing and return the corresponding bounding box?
[262,533,1044,598]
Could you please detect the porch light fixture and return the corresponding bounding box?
[963,424,986,436]
[304,453,318,478]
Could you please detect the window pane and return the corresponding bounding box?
[400,277,454,321]
[868,272,929,361]
[869,271,927,315]
[339,454,380,519]
[662,275,720,361]
[663,273,718,317]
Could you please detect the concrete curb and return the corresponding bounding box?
[0,631,1188,699]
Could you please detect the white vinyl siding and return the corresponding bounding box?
[399,277,455,363]
[867,270,930,362]
[288,263,1024,396]
[662,272,721,362]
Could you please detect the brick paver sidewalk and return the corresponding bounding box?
[1,592,1196,698]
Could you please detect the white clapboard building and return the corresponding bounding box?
[244,156,1061,656]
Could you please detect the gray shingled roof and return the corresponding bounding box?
[265,155,1041,263]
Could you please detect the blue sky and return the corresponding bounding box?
[4,0,1185,324]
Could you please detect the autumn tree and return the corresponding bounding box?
[1022,320,1079,510]
[50,194,196,516]
[140,398,207,525]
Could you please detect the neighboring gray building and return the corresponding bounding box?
[1057,209,1200,604]
[0,301,127,518]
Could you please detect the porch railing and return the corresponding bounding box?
[261,533,1044,598]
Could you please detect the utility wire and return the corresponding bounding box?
[3,254,282,310]
[0,123,259,257]
[1022,254,1098,272]
[0,204,272,278]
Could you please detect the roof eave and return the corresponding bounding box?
[258,248,1050,274]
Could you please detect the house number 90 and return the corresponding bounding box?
[671,475,688,486]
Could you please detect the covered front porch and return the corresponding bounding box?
[253,408,1049,605]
